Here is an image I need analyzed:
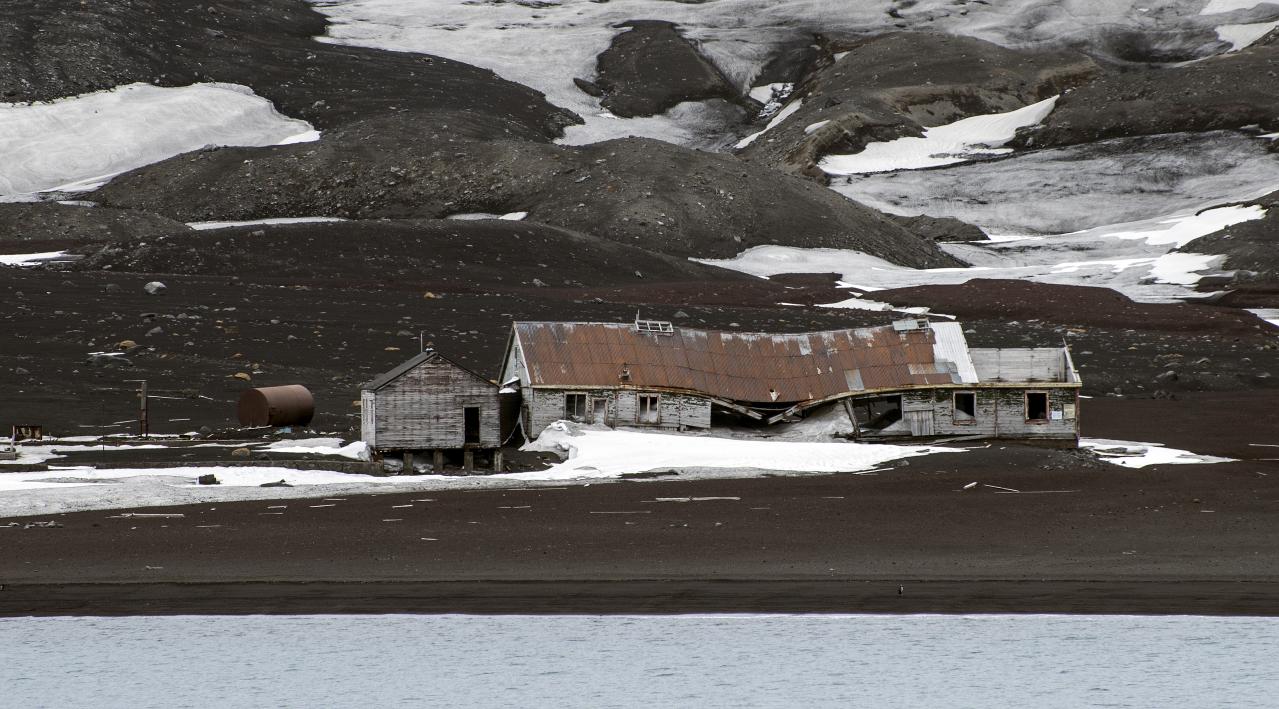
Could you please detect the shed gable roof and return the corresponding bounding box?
[362,350,494,392]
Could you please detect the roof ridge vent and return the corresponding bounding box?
[892,317,930,332]
[635,318,674,335]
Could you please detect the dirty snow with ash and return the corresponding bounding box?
[834,132,1279,237]
[0,83,316,199]
[187,217,346,230]
[735,99,803,149]
[445,211,528,221]
[1201,0,1272,14]
[515,421,957,480]
[0,251,71,267]
[0,443,170,467]
[819,96,1058,175]
[696,204,1268,303]
[308,0,1237,148]
[1080,438,1236,468]
[262,438,371,460]
[0,427,956,516]
[1215,20,1279,49]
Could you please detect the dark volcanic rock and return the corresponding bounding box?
[90,123,964,267]
[0,0,578,139]
[76,219,759,289]
[1015,42,1279,150]
[1182,190,1279,292]
[887,214,988,243]
[0,203,190,252]
[594,20,739,118]
[739,32,1098,176]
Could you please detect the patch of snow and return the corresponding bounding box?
[187,217,346,230]
[1201,0,1270,14]
[695,204,1264,303]
[1215,20,1279,48]
[748,82,793,105]
[263,438,371,461]
[804,119,831,135]
[1080,438,1235,468]
[0,83,317,198]
[1247,308,1279,328]
[1101,204,1266,247]
[446,211,528,221]
[736,99,803,149]
[0,251,70,267]
[818,96,1058,175]
[0,427,960,516]
[311,1,1238,147]
[833,131,1279,237]
[515,421,957,480]
[0,444,169,466]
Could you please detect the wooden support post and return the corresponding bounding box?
[492,449,504,472]
[463,449,474,473]
[402,451,414,474]
[433,449,444,473]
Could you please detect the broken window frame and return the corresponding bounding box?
[591,397,609,425]
[637,393,660,424]
[1025,391,1049,422]
[952,391,976,424]
[564,393,588,421]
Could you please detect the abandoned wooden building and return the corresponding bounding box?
[360,349,503,471]
[499,318,1082,445]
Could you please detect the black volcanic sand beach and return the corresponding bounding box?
[2,395,1277,616]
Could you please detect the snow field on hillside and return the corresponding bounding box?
[834,132,1279,236]
[0,83,316,199]
[697,205,1268,303]
[818,97,1058,175]
[309,0,1268,147]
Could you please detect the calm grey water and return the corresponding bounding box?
[3,614,1276,708]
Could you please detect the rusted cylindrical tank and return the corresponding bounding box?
[237,385,315,427]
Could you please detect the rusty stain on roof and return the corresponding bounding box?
[513,322,961,404]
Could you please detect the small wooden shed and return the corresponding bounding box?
[360,349,501,471]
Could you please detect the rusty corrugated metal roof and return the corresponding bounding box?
[513,322,961,404]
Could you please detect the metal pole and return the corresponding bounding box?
[126,379,149,438]
[139,380,148,438]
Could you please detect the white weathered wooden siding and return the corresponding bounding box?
[369,356,500,451]
[526,388,712,437]
[360,390,376,448]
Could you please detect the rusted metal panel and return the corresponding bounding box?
[513,322,965,404]
[238,385,315,427]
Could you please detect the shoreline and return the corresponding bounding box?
[5,580,1278,617]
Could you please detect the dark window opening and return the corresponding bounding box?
[954,392,976,423]
[1026,392,1049,421]
[638,394,660,424]
[464,406,481,444]
[565,393,587,421]
[850,395,903,431]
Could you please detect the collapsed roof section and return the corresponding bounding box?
[506,319,1075,411]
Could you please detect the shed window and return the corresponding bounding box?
[1026,392,1049,421]
[953,392,976,423]
[565,393,588,421]
[637,394,660,424]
